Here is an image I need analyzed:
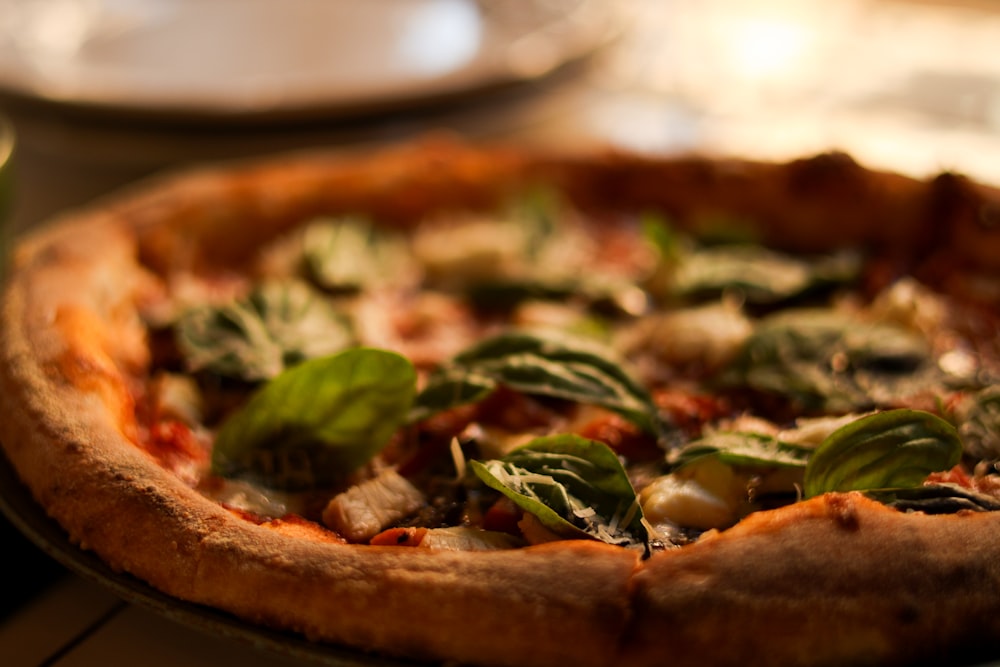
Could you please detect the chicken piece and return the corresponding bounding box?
[322,468,425,542]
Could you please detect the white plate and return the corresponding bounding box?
[0,0,622,121]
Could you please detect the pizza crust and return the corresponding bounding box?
[3,137,1000,666]
[626,492,1000,667]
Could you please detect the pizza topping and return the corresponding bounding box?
[322,467,426,542]
[144,419,210,485]
[147,371,204,427]
[470,434,648,550]
[619,301,754,380]
[864,483,1000,514]
[369,526,428,546]
[868,277,949,338]
[641,408,963,533]
[724,308,939,413]
[369,525,524,550]
[669,431,814,471]
[302,217,416,293]
[640,464,739,531]
[802,409,963,498]
[128,183,1000,551]
[211,348,416,490]
[414,329,666,438]
[352,289,483,368]
[667,243,862,307]
[204,477,302,518]
[417,526,525,550]
[176,280,354,381]
[774,412,870,446]
[413,190,588,289]
[641,431,810,532]
[955,386,1000,462]
[413,215,534,288]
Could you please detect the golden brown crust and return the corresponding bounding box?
[625,493,1000,667]
[3,137,1000,666]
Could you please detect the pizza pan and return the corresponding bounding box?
[0,447,417,667]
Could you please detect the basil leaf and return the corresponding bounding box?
[407,369,496,424]
[641,212,682,263]
[463,278,577,310]
[464,276,647,317]
[417,330,664,435]
[302,217,412,292]
[176,280,354,382]
[507,187,560,258]
[212,348,416,490]
[803,409,962,498]
[725,309,936,412]
[865,484,1000,514]
[455,193,646,315]
[669,431,813,471]
[470,434,648,548]
[671,245,860,306]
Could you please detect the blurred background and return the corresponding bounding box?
[2,0,1000,662]
[2,0,1000,234]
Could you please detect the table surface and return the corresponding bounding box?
[4,0,1000,664]
[2,574,340,667]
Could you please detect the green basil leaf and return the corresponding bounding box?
[641,212,682,263]
[864,483,1000,514]
[803,409,962,498]
[176,280,354,382]
[507,187,560,258]
[669,431,813,471]
[673,245,811,304]
[418,330,664,435]
[212,348,416,490]
[470,434,648,548]
[407,369,496,424]
[463,278,577,310]
[464,276,647,318]
[671,245,860,305]
[302,217,413,292]
[725,309,936,412]
[456,193,646,315]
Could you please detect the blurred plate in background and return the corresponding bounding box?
[0,0,622,122]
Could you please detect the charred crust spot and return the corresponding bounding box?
[825,494,861,531]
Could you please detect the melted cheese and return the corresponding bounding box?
[412,217,527,285]
[640,474,735,531]
[620,301,753,373]
[869,277,947,337]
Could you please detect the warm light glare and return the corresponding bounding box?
[397,0,481,75]
[728,17,809,80]
[16,0,99,57]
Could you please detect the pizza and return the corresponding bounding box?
[2,137,1000,667]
